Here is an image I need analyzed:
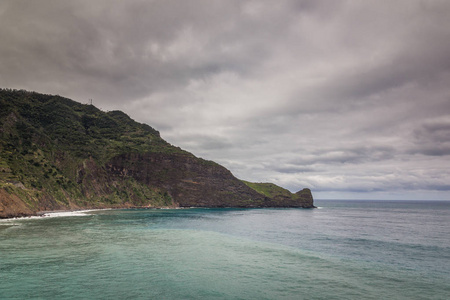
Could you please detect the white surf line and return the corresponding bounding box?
[42,208,115,218]
[40,209,98,218]
[0,208,111,223]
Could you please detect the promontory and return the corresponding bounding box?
[0,88,314,218]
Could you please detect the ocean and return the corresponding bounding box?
[1,200,449,299]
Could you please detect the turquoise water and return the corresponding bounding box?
[1,200,449,299]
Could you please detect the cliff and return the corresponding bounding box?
[0,88,314,218]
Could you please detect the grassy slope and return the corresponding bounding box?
[241,180,300,199]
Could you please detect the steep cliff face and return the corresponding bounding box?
[0,89,314,218]
[106,152,269,207]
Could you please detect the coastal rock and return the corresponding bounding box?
[0,189,36,218]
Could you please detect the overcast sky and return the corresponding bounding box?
[1,0,450,200]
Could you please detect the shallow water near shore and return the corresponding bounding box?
[1,200,449,299]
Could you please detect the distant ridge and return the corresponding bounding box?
[0,88,314,218]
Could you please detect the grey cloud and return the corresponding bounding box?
[418,147,450,157]
[0,1,251,101]
[417,120,450,142]
[1,0,450,199]
[430,184,450,191]
[173,134,234,151]
[411,118,450,156]
[271,166,317,174]
[288,146,396,166]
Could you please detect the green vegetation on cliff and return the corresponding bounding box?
[242,181,295,198]
[0,88,313,218]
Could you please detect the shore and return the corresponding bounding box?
[1,204,315,221]
[0,205,185,221]
[0,208,111,222]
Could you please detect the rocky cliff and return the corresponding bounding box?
[0,88,314,218]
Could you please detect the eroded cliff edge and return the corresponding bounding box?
[106,152,313,208]
[0,89,314,218]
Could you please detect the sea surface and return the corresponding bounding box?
[1,200,449,299]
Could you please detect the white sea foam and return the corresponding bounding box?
[0,209,109,223]
[40,209,99,218]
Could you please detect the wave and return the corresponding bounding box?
[0,209,109,223]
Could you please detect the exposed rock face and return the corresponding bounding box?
[0,189,35,218]
[107,153,268,207]
[106,153,314,208]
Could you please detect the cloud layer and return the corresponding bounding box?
[1,0,450,199]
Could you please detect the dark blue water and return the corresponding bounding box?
[1,200,449,299]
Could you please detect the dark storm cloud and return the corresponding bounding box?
[1,0,450,199]
[0,0,256,102]
[411,118,450,156]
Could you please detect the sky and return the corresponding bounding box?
[1,0,450,200]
